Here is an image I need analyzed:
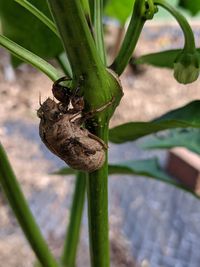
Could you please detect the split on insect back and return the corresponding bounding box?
[37,76,114,172]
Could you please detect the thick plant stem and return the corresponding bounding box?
[62,172,86,267]
[87,127,110,267]
[47,0,105,80]
[46,2,123,267]
[47,0,122,110]
[0,143,59,267]
[81,0,91,18]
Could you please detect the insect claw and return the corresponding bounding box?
[53,76,72,87]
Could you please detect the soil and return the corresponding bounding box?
[0,22,200,267]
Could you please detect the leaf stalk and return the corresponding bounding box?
[111,0,151,75]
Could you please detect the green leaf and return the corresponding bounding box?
[142,129,200,155]
[0,0,63,66]
[14,0,58,37]
[53,158,200,198]
[104,0,134,25]
[108,158,171,180]
[109,100,200,143]
[135,48,200,69]
[109,158,200,198]
[52,158,171,182]
[178,0,200,16]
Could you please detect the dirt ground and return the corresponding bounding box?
[0,22,200,266]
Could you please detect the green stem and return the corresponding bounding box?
[88,0,94,23]
[81,0,91,18]
[61,172,86,267]
[0,34,61,81]
[47,0,105,80]
[14,0,59,37]
[154,0,196,53]
[111,0,146,75]
[56,53,73,78]
[87,127,110,267]
[94,0,106,64]
[46,0,121,119]
[103,0,109,8]
[0,143,59,267]
[45,3,123,267]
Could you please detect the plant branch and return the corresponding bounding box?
[94,0,106,64]
[111,0,156,75]
[0,143,59,267]
[46,0,122,118]
[61,172,86,267]
[45,3,123,267]
[56,53,73,78]
[81,0,91,18]
[47,0,105,80]
[0,35,61,81]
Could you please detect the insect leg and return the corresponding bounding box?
[79,96,115,122]
[87,133,108,149]
[53,76,72,86]
[69,111,82,121]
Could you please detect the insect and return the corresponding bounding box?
[37,77,113,172]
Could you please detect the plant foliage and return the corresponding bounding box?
[0,0,63,66]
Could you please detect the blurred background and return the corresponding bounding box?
[0,0,200,266]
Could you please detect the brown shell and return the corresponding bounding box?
[38,98,105,172]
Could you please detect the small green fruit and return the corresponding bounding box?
[174,51,200,84]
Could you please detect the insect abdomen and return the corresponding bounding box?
[58,137,105,172]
